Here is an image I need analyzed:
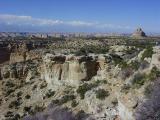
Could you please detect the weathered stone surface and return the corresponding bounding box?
[41,54,99,88]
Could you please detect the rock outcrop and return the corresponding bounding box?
[41,54,101,88]
[9,43,42,64]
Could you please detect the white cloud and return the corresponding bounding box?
[0,14,63,26]
[67,21,96,26]
[0,14,132,32]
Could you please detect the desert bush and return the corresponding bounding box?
[95,80,107,84]
[110,54,123,66]
[52,95,76,105]
[5,89,15,97]
[71,100,78,108]
[121,84,131,93]
[148,66,160,81]
[40,81,47,89]
[32,85,37,90]
[75,45,109,56]
[45,89,55,98]
[17,91,23,97]
[77,82,99,99]
[112,98,118,106]
[5,81,15,87]
[95,89,109,100]
[25,94,31,99]
[141,46,154,60]
[23,106,33,114]
[9,100,22,109]
[132,73,147,88]
[129,60,140,70]
[33,105,45,114]
[60,95,76,104]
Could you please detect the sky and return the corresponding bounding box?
[0,0,160,33]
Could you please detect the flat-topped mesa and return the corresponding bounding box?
[132,28,147,38]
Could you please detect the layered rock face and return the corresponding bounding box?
[41,54,100,88]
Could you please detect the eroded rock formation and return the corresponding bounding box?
[41,54,101,88]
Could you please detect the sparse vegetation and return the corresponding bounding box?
[44,89,55,98]
[129,60,140,70]
[112,98,118,106]
[132,73,147,88]
[110,54,123,66]
[77,82,99,99]
[60,95,76,104]
[148,66,160,81]
[9,100,22,109]
[71,100,78,108]
[52,94,76,105]
[25,94,31,99]
[75,45,109,56]
[95,89,109,100]
[95,80,108,84]
[141,46,154,60]
[121,84,131,93]
[39,81,48,89]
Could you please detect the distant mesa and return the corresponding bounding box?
[132,28,147,38]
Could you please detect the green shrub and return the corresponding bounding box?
[112,98,118,106]
[132,73,147,88]
[141,46,154,60]
[121,84,131,93]
[148,66,160,81]
[110,54,123,66]
[52,95,76,105]
[71,100,78,108]
[77,83,99,99]
[60,95,76,104]
[9,100,21,109]
[33,105,45,113]
[95,89,109,100]
[25,94,31,99]
[95,80,107,84]
[40,82,47,89]
[45,90,55,98]
[52,99,60,105]
[129,61,140,70]
[119,60,140,70]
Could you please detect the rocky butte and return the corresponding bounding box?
[132,28,147,38]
